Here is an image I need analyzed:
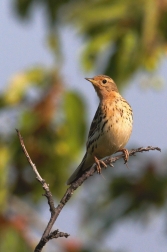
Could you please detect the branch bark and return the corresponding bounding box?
[16,129,161,252]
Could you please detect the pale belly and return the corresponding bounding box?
[94,118,132,158]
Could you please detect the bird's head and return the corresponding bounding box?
[85,75,119,100]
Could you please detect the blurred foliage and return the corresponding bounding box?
[0,215,31,252]
[0,66,87,249]
[82,160,167,240]
[0,144,10,211]
[13,0,167,88]
[0,0,166,251]
[0,68,86,201]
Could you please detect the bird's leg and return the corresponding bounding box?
[94,156,107,174]
[116,148,129,164]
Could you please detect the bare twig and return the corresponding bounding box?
[16,129,161,252]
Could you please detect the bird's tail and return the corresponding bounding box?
[66,153,88,185]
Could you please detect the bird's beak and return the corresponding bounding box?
[85,77,94,83]
[85,78,93,82]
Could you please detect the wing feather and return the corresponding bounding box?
[86,105,103,149]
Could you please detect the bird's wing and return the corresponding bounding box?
[86,105,102,149]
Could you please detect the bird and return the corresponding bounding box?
[66,75,133,185]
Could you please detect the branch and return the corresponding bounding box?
[16,129,161,252]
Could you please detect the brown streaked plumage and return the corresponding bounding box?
[66,75,133,185]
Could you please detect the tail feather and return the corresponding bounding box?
[66,153,88,185]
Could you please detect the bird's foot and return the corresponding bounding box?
[94,156,107,174]
[116,148,129,164]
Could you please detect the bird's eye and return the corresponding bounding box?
[102,79,107,84]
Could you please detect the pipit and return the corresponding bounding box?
[67,75,133,185]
